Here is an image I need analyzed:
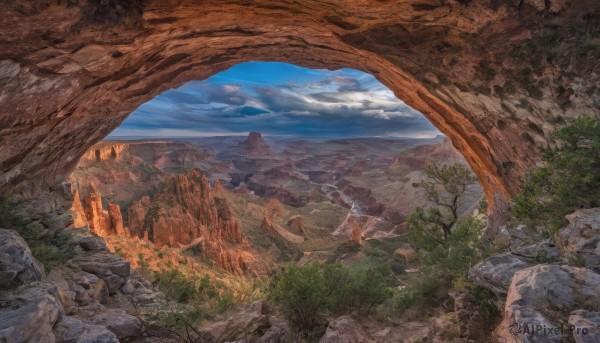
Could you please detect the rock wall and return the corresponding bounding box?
[471,208,600,342]
[1,1,600,213]
[80,143,127,162]
[125,169,251,274]
[79,187,125,238]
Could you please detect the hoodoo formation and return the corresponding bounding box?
[1,0,600,210]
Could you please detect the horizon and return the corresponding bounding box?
[104,132,446,141]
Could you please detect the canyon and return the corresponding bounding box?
[69,133,479,273]
[2,1,600,343]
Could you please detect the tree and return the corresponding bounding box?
[269,262,392,336]
[408,163,477,244]
[269,262,331,334]
[512,116,600,232]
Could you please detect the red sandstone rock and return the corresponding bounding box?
[123,169,250,274]
[349,224,363,245]
[107,203,125,236]
[83,190,112,237]
[287,216,306,235]
[71,190,88,228]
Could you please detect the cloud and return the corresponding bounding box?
[111,62,440,138]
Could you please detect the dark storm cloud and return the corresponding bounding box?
[110,63,439,138]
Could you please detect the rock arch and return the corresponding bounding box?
[1,0,599,213]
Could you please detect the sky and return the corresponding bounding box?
[108,62,440,139]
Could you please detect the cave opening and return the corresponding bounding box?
[70,60,484,263]
[5,2,600,342]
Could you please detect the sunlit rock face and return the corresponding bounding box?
[1,0,599,212]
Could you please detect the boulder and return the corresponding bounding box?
[319,316,375,343]
[469,253,532,297]
[54,316,119,343]
[71,229,109,252]
[469,242,557,297]
[77,251,130,278]
[72,271,109,305]
[91,309,143,340]
[0,228,45,287]
[509,225,547,250]
[0,282,63,343]
[556,208,600,272]
[102,274,125,294]
[568,310,600,343]
[46,268,77,313]
[497,265,600,343]
[202,300,271,343]
[258,325,287,343]
[77,251,130,294]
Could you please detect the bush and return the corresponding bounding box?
[398,215,490,316]
[31,245,62,274]
[393,274,443,311]
[152,269,198,303]
[334,241,361,254]
[411,215,488,276]
[269,263,331,334]
[217,289,235,312]
[348,263,393,315]
[269,261,392,336]
[512,116,600,232]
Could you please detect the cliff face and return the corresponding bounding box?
[72,166,250,274]
[76,186,125,238]
[2,1,600,213]
[126,169,249,274]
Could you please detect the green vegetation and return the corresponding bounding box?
[409,163,477,241]
[148,269,238,310]
[395,162,499,329]
[269,261,392,337]
[0,198,80,273]
[512,116,600,233]
[151,269,198,303]
[398,215,497,323]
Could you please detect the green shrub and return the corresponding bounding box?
[269,261,392,336]
[347,263,393,315]
[152,269,198,303]
[269,262,331,334]
[512,116,600,233]
[217,289,235,312]
[31,245,61,274]
[398,215,490,316]
[393,289,419,310]
[393,274,442,311]
[198,275,218,298]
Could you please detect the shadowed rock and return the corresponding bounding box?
[0,228,45,287]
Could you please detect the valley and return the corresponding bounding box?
[69,133,481,272]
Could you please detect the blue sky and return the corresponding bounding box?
[108,62,440,138]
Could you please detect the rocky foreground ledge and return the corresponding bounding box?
[470,208,600,343]
[0,225,164,343]
[2,185,600,343]
[0,188,166,343]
